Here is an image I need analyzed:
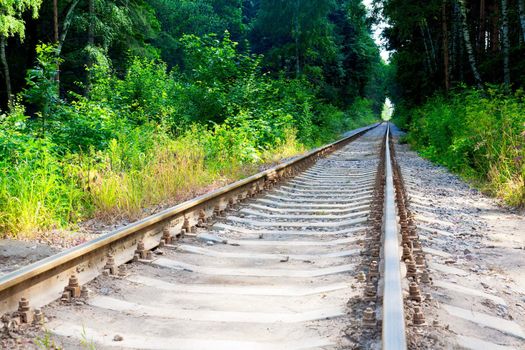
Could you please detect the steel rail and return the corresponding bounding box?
[382,123,407,349]
[0,123,380,314]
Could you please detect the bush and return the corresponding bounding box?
[400,86,524,206]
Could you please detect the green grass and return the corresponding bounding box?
[395,86,525,207]
[0,115,376,238]
[0,155,85,238]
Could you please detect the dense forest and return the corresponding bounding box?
[0,0,389,237]
[378,0,524,206]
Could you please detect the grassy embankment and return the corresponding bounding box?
[0,40,379,239]
[395,87,524,206]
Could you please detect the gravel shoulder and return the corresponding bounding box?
[392,128,525,349]
[0,240,60,276]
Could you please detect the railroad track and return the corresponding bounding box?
[0,123,426,349]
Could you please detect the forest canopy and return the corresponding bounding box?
[378,0,525,206]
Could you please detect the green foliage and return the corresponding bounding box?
[0,0,42,39]
[53,96,119,152]
[24,44,61,135]
[35,329,63,349]
[0,32,380,236]
[0,0,385,237]
[399,86,525,206]
[147,0,245,67]
[88,58,176,126]
[252,0,385,108]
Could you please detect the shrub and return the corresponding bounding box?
[400,86,524,206]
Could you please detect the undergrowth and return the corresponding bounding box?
[0,39,378,238]
[395,86,524,207]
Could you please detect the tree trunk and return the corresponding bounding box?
[54,0,60,90]
[451,2,459,80]
[518,0,525,44]
[57,0,81,56]
[500,0,510,86]
[87,0,95,93]
[294,0,301,77]
[491,2,500,53]
[424,19,438,71]
[88,0,94,47]
[0,37,12,109]
[443,0,450,90]
[53,0,59,43]
[457,0,483,86]
[420,22,432,73]
[478,0,486,54]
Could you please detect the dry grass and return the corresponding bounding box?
[87,129,305,225]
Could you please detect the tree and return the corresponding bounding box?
[0,0,43,107]
[520,0,525,43]
[500,0,510,86]
[54,0,159,94]
[252,0,337,77]
[56,0,81,57]
[333,0,381,101]
[53,0,82,90]
[378,0,525,106]
[457,0,482,86]
[442,0,450,90]
[147,0,244,68]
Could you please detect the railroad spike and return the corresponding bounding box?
[33,309,44,326]
[362,307,377,327]
[60,291,71,303]
[182,217,191,233]
[364,283,377,302]
[213,204,220,216]
[103,254,117,275]
[135,240,147,259]
[420,270,431,284]
[415,253,425,267]
[402,244,413,261]
[368,260,379,280]
[162,227,173,245]
[197,209,207,227]
[412,240,422,252]
[408,282,422,302]
[405,258,418,280]
[412,306,426,326]
[81,285,91,299]
[370,244,380,258]
[63,274,81,299]
[357,271,366,282]
[17,298,33,324]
